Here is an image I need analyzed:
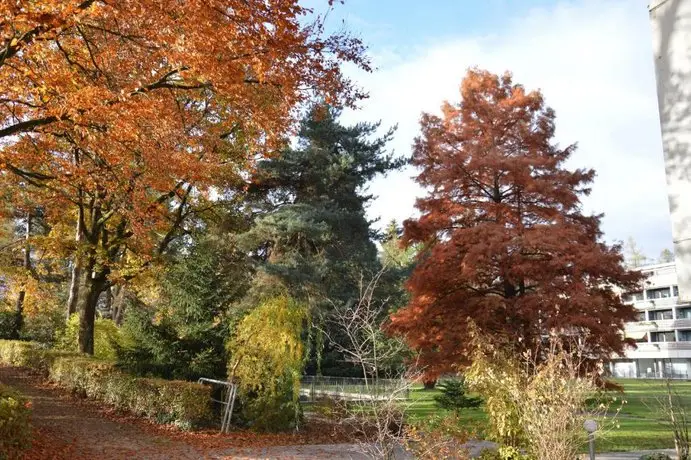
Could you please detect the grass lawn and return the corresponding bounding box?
[404,379,691,452]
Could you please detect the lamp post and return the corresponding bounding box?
[583,419,597,460]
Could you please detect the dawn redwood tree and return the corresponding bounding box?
[0,1,369,353]
[390,69,644,377]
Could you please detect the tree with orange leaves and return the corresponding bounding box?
[0,0,369,353]
[390,69,643,378]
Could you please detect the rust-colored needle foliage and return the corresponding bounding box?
[390,69,643,378]
[0,0,368,353]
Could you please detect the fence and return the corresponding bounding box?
[615,370,690,379]
[300,375,410,402]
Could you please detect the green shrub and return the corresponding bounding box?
[476,447,534,460]
[115,305,228,381]
[48,356,211,429]
[21,302,66,346]
[228,296,308,432]
[0,311,17,340]
[0,340,76,375]
[56,314,121,360]
[0,384,32,458]
[434,378,482,413]
[639,454,672,460]
[0,340,212,429]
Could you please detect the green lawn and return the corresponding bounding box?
[404,379,691,452]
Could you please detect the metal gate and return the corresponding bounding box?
[198,377,238,433]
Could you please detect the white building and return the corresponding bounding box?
[611,261,691,378]
[649,0,691,301]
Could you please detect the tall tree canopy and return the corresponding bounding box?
[0,1,368,353]
[241,105,402,305]
[390,69,643,377]
[239,106,404,375]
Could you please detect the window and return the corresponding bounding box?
[647,287,671,299]
[651,331,676,342]
[679,330,691,342]
[635,333,649,343]
[627,291,644,302]
[651,309,673,320]
[674,285,680,297]
[635,311,646,321]
[679,308,691,319]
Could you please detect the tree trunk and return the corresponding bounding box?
[11,212,32,339]
[111,284,127,326]
[66,209,84,319]
[423,379,437,390]
[78,273,105,355]
[11,291,25,339]
[66,260,82,319]
[103,286,114,319]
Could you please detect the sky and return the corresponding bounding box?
[306,0,672,259]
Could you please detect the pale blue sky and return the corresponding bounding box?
[309,0,672,259]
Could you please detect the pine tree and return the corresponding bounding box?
[241,105,404,305]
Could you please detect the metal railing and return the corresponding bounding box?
[198,377,238,433]
[614,370,690,379]
[300,375,409,401]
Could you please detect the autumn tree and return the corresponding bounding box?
[0,1,369,353]
[390,69,643,378]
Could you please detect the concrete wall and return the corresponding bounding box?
[650,0,691,301]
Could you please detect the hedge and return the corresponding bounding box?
[0,340,212,429]
[0,383,32,459]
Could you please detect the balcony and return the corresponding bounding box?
[635,342,691,351]
[633,296,680,308]
[625,318,691,331]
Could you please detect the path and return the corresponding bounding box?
[0,366,206,459]
[0,367,679,459]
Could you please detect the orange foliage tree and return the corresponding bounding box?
[390,69,643,378]
[0,0,369,353]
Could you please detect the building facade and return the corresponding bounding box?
[649,0,691,301]
[611,261,691,378]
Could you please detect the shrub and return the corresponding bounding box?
[0,340,212,429]
[0,311,17,340]
[639,454,672,460]
[56,314,121,360]
[0,340,75,375]
[434,378,482,413]
[464,324,601,460]
[405,413,473,460]
[0,384,32,458]
[115,305,228,381]
[48,356,211,429]
[476,447,534,460]
[21,301,66,346]
[227,296,308,431]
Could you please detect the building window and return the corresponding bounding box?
[651,331,676,342]
[647,287,672,299]
[674,285,679,297]
[651,309,673,320]
[635,333,649,343]
[635,311,646,321]
[679,330,691,342]
[627,291,644,302]
[679,308,691,319]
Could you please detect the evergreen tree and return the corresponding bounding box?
[241,106,404,305]
[240,106,405,375]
